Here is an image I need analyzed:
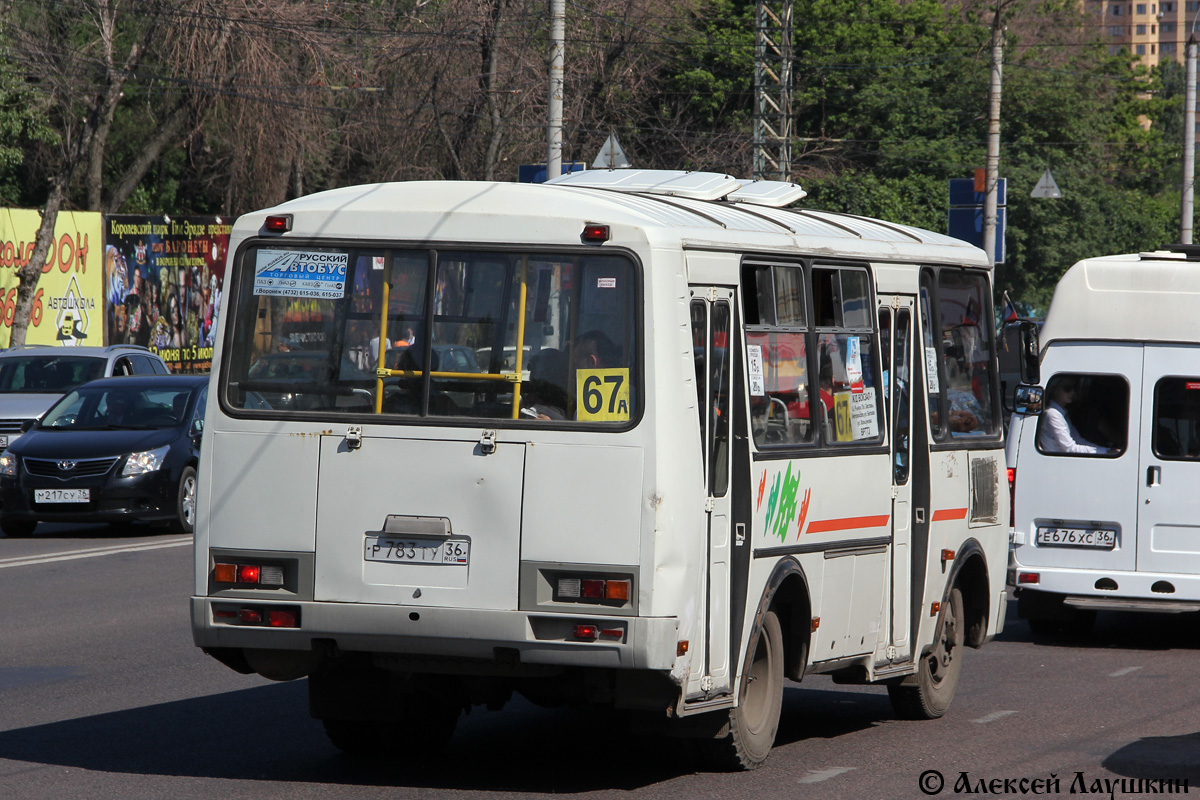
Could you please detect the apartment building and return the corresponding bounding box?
[1103,0,1199,65]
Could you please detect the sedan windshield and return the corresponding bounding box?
[42,386,193,430]
[0,356,106,394]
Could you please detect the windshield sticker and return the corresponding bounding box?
[747,344,765,397]
[597,277,617,288]
[925,346,940,394]
[254,249,347,299]
[845,336,863,391]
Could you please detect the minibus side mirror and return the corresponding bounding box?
[1018,320,1040,385]
[1015,385,1044,416]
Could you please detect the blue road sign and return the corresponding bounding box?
[518,162,588,184]
[949,178,1007,207]
[948,206,1005,263]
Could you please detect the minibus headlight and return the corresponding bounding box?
[0,452,17,477]
[122,446,170,476]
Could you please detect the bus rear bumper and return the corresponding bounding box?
[191,596,680,672]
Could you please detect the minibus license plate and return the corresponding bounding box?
[1035,527,1116,549]
[35,488,90,503]
[364,536,470,565]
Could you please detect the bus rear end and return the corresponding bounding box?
[191,199,686,753]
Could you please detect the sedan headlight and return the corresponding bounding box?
[0,452,16,478]
[122,446,170,477]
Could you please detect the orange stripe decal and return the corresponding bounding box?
[931,508,968,522]
[805,514,891,534]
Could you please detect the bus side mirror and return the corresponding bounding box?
[1015,385,1044,416]
[1018,321,1040,385]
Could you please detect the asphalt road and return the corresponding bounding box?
[2,524,1199,800]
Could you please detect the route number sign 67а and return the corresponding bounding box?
[576,368,631,421]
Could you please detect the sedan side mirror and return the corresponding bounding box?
[191,418,204,437]
[20,419,36,433]
[1015,385,1044,416]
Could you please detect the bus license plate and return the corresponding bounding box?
[1035,527,1116,549]
[364,536,470,565]
[35,488,90,504]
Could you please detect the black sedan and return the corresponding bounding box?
[0,374,209,537]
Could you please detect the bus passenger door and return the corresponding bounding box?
[691,288,734,695]
[881,297,915,661]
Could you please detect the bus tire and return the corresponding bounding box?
[700,609,784,770]
[889,587,965,720]
[169,466,197,534]
[322,691,460,756]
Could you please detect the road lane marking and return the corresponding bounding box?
[0,537,191,568]
[972,710,1018,724]
[797,767,855,784]
[1109,666,1142,678]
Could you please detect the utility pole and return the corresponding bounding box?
[546,0,565,181]
[983,8,1004,265]
[1183,33,1196,244]
[752,0,793,181]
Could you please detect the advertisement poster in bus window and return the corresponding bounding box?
[104,215,230,373]
[0,209,104,348]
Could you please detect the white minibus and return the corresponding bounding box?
[1008,247,1200,633]
[192,170,1009,768]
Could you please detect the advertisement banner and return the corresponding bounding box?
[104,215,230,373]
[0,209,104,348]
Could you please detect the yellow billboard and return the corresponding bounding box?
[0,209,104,348]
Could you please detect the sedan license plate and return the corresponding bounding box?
[364,535,470,565]
[0,435,8,449]
[35,488,90,504]
[1036,527,1116,549]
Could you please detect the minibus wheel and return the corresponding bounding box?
[322,683,460,756]
[889,587,965,720]
[700,609,784,770]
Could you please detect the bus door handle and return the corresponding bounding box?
[1147,465,1161,488]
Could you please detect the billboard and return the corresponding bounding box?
[104,215,230,373]
[0,209,104,348]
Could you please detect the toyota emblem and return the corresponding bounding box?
[57,460,77,471]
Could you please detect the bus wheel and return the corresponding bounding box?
[322,687,460,756]
[889,587,965,720]
[701,609,784,770]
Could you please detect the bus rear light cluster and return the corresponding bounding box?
[572,624,624,641]
[214,605,300,628]
[556,576,631,603]
[213,562,285,587]
[1018,572,1040,585]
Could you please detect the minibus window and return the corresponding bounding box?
[1154,378,1200,459]
[223,246,638,426]
[932,270,999,438]
[919,277,944,437]
[817,332,882,444]
[1037,373,1126,457]
[744,264,814,447]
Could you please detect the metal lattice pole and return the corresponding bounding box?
[753,0,793,181]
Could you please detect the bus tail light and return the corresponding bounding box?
[574,624,599,640]
[268,609,299,628]
[1008,467,1016,527]
[215,604,301,627]
[554,573,634,606]
[1019,572,1040,584]
[213,562,285,587]
[263,214,292,233]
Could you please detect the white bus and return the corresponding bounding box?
[192,170,1009,769]
[1008,248,1200,633]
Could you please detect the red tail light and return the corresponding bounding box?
[574,624,599,640]
[1008,467,1016,528]
[268,609,299,628]
[263,214,292,233]
[1018,572,1040,584]
[238,565,261,584]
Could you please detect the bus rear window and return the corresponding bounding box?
[222,247,639,424]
